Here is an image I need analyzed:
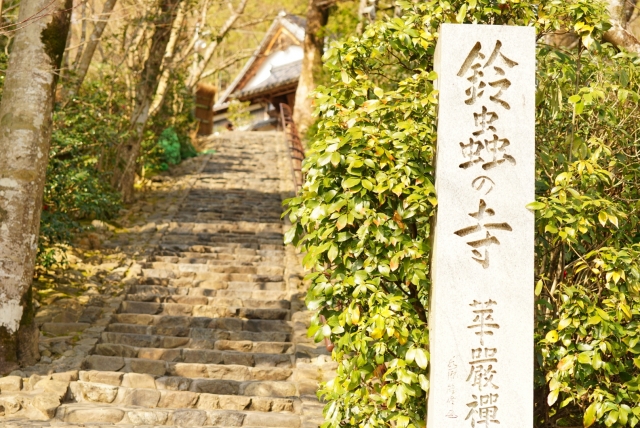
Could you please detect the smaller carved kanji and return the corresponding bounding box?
[467,364,499,391]
[467,299,499,345]
[466,394,500,427]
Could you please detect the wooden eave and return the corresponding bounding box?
[233,26,301,93]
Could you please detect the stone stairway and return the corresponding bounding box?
[0,132,334,427]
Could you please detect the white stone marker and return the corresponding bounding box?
[427,24,535,428]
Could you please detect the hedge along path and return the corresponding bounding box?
[0,132,333,428]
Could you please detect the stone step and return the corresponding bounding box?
[140,269,285,284]
[81,357,297,388]
[94,344,294,366]
[143,262,284,276]
[56,403,302,426]
[138,277,288,291]
[118,301,290,320]
[155,248,285,258]
[160,221,283,234]
[151,255,284,265]
[104,323,289,341]
[69,381,297,413]
[127,285,288,301]
[159,244,284,253]
[162,231,284,241]
[78,360,292,383]
[158,239,284,251]
[99,329,292,350]
[123,294,290,310]
[110,314,292,333]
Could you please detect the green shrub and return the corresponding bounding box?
[37,79,125,265]
[283,1,640,427]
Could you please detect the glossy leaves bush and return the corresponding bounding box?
[283,0,640,426]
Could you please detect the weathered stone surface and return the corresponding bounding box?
[121,373,156,389]
[158,390,198,409]
[42,323,90,336]
[190,379,240,395]
[243,411,301,427]
[33,379,69,400]
[126,409,169,425]
[206,409,245,426]
[122,388,161,407]
[83,355,125,372]
[51,371,79,382]
[138,347,182,362]
[242,381,297,398]
[428,24,535,428]
[95,343,137,358]
[156,376,191,391]
[126,358,166,376]
[79,370,123,386]
[77,382,118,403]
[64,407,125,423]
[0,376,22,392]
[171,409,208,426]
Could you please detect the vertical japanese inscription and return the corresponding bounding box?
[446,358,459,419]
[454,40,519,269]
[429,24,534,428]
[466,300,500,427]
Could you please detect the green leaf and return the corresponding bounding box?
[284,227,296,244]
[548,388,559,406]
[418,374,430,392]
[415,349,428,369]
[578,352,591,365]
[535,280,543,296]
[456,4,467,22]
[584,402,597,427]
[568,94,581,103]
[526,201,546,210]
[558,318,572,331]
[374,87,384,98]
[341,69,350,84]
[605,410,619,427]
[406,348,416,363]
[598,211,608,227]
[328,244,338,262]
[343,178,361,189]
[546,330,559,343]
[336,214,348,231]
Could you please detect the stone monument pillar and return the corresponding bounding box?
[427,24,535,428]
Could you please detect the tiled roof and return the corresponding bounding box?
[214,13,306,109]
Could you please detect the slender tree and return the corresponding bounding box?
[292,0,329,137]
[64,0,119,100]
[0,0,72,373]
[112,0,182,202]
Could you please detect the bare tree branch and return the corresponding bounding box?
[186,0,249,89]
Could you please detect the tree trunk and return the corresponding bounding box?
[292,0,328,137]
[148,0,185,117]
[0,0,71,374]
[63,0,118,101]
[604,0,640,53]
[112,0,182,202]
